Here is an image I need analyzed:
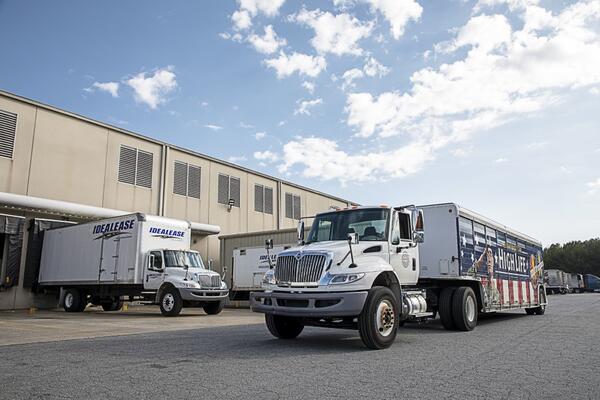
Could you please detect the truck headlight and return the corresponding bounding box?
[262,269,276,285]
[181,281,199,288]
[329,273,365,285]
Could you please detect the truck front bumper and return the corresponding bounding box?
[250,290,368,317]
[179,288,229,302]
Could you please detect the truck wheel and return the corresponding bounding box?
[358,286,399,350]
[525,308,535,315]
[452,287,478,331]
[159,287,183,317]
[63,288,87,313]
[533,289,546,315]
[203,300,225,315]
[102,297,124,312]
[438,288,456,330]
[265,314,304,339]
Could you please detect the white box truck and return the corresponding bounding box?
[38,213,228,316]
[231,245,286,294]
[251,204,547,349]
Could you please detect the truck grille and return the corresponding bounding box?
[199,275,221,288]
[275,253,327,284]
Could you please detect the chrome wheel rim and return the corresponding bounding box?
[65,293,74,308]
[162,293,175,312]
[376,299,395,337]
[466,295,476,322]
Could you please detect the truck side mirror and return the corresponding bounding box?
[148,254,155,270]
[348,232,359,245]
[297,220,305,244]
[208,258,213,270]
[412,209,425,243]
[265,238,273,250]
[222,266,227,280]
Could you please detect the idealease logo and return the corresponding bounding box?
[149,227,185,239]
[93,219,135,235]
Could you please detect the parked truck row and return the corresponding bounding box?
[545,269,600,294]
[251,203,548,349]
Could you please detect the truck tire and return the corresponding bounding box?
[102,297,124,312]
[438,288,456,330]
[63,288,87,313]
[452,286,478,331]
[358,286,399,350]
[203,300,225,315]
[159,287,183,317]
[533,289,546,315]
[265,314,304,339]
[525,308,535,315]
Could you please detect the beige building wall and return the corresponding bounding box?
[0,96,36,195]
[0,90,355,308]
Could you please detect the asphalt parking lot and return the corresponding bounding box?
[1,294,599,400]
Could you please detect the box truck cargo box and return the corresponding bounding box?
[38,213,228,316]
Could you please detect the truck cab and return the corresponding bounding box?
[251,206,429,349]
[144,249,228,316]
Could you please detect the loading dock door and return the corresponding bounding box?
[0,215,25,288]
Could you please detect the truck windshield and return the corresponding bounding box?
[306,208,389,243]
[164,250,205,269]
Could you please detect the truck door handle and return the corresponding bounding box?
[412,259,416,271]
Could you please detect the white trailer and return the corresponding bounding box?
[251,203,547,349]
[38,213,228,316]
[232,246,286,293]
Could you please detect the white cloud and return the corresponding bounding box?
[232,10,252,30]
[231,0,285,30]
[204,124,223,131]
[228,155,248,163]
[125,67,177,109]
[247,25,287,54]
[451,145,474,158]
[302,81,316,94]
[254,131,266,140]
[201,101,209,107]
[254,150,280,163]
[587,178,600,194]
[278,137,433,184]
[264,51,327,78]
[219,32,244,42]
[363,57,390,77]
[291,9,373,56]
[363,0,423,40]
[495,157,509,163]
[341,68,364,90]
[91,82,119,97]
[525,141,549,150]
[239,121,254,128]
[275,1,600,184]
[294,98,324,116]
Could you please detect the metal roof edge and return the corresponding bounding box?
[0,89,356,206]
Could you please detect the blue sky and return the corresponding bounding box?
[1,0,599,245]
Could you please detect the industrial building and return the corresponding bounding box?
[0,90,354,310]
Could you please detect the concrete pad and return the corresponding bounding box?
[0,304,264,346]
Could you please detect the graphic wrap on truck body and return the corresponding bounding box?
[457,213,543,310]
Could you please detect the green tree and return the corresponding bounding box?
[544,238,600,276]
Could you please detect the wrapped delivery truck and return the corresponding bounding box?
[38,213,228,316]
[251,203,547,349]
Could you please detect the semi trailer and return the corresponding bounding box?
[546,269,567,294]
[38,213,228,316]
[250,203,547,349]
[583,274,600,292]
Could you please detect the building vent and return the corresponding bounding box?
[264,186,273,215]
[230,176,240,207]
[254,184,273,214]
[285,193,301,220]
[218,174,229,204]
[118,145,153,188]
[188,165,201,199]
[0,110,17,159]
[173,161,188,196]
[135,150,153,188]
[217,173,240,207]
[254,184,264,213]
[118,145,137,185]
